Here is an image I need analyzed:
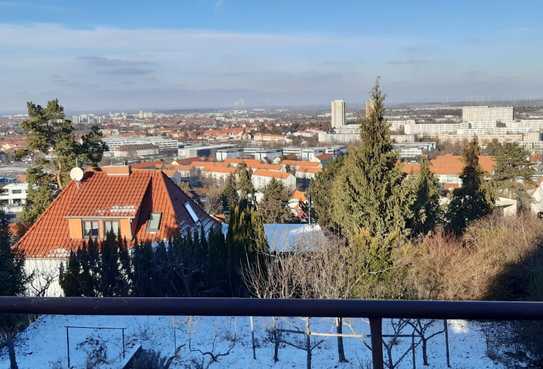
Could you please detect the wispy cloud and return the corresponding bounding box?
[386,58,431,66]
[0,22,541,111]
[78,56,156,76]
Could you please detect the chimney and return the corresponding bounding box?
[102,165,131,176]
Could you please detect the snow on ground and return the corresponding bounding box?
[0,315,503,369]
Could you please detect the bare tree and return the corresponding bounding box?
[243,239,362,365]
[407,319,446,366]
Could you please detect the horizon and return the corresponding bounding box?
[1,0,543,112]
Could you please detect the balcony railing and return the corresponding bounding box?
[1,297,542,369]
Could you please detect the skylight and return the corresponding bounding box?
[184,202,199,223]
[148,212,161,232]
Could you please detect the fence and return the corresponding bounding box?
[1,297,543,369]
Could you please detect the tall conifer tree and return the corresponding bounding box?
[446,138,493,235]
[332,80,413,242]
[407,157,441,237]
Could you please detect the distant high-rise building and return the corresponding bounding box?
[331,100,346,129]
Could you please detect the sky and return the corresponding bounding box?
[1,0,543,113]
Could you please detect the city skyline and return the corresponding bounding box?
[1,0,543,112]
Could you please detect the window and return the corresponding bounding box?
[82,220,99,239]
[147,213,161,232]
[11,190,22,194]
[104,220,120,237]
[184,202,199,223]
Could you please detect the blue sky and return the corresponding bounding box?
[1,0,542,112]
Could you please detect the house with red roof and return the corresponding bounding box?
[17,165,217,296]
[400,154,496,190]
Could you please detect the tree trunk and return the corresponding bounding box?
[273,317,279,362]
[421,337,429,366]
[7,338,19,369]
[336,317,348,362]
[306,318,312,369]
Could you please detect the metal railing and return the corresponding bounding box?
[1,297,543,369]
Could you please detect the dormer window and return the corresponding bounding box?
[148,213,161,232]
[82,220,99,240]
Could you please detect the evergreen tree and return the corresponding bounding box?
[237,165,255,202]
[222,174,239,215]
[493,142,535,211]
[79,125,108,168]
[407,157,441,237]
[0,210,26,369]
[99,233,129,296]
[258,178,292,223]
[446,138,493,236]
[331,80,414,243]
[206,225,228,295]
[20,165,56,230]
[309,156,345,233]
[20,99,107,227]
[59,251,82,296]
[152,241,171,295]
[226,199,268,296]
[132,242,156,297]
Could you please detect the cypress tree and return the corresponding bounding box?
[0,210,26,297]
[222,174,239,216]
[407,157,441,238]
[206,225,228,295]
[0,210,26,369]
[153,241,171,296]
[59,251,82,296]
[99,234,129,296]
[132,242,155,297]
[237,165,255,202]
[226,199,269,296]
[77,243,96,297]
[446,138,493,236]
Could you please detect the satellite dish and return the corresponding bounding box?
[70,167,84,182]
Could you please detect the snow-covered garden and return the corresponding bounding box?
[1,314,502,369]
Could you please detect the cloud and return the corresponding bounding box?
[386,59,431,66]
[78,56,156,76]
[0,22,541,111]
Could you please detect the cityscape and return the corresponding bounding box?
[1,1,543,369]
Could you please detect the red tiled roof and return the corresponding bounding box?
[65,171,151,217]
[253,169,290,179]
[16,168,216,258]
[430,154,495,175]
[281,160,321,169]
[130,160,163,169]
[401,162,421,175]
[400,155,495,176]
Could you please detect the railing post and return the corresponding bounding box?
[66,326,70,368]
[370,318,384,369]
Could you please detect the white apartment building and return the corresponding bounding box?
[331,100,346,129]
[104,136,178,153]
[0,182,28,215]
[462,106,514,128]
[251,170,296,191]
[216,148,242,161]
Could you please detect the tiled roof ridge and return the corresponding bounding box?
[15,180,76,248]
[155,171,180,229]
